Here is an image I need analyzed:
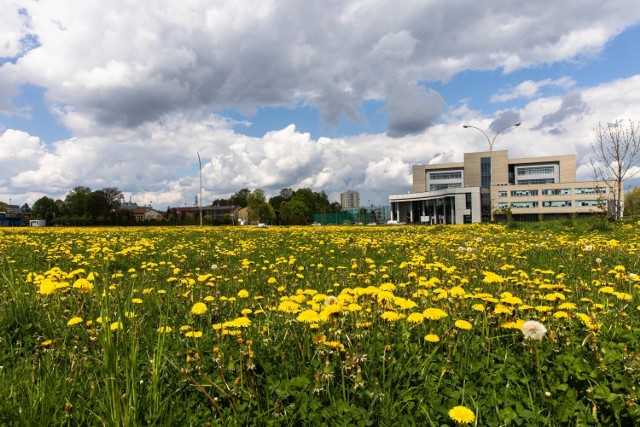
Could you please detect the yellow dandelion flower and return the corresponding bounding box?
[494,304,513,315]
[190,302,208,315]
[110,322,122,331]
[237,289,249,298]
[424,333,440,343]
[423,307,448,320]
[553,311,569,319]
[232,317,252,328]
[73,278,94,292]
[454,320,473,330]
[185,331,203,338]
[157,326,172,333]
[380,311,403,322]
[558,302,576,310]
[472,304,485,312]
[41,339,53,347]
[241,308,253,315]
[482,271,505,284]
[39,279,56,295]
[297,309,321,324]
[67,317,83,326]
[448,405,475,424]
[278,300,300,314]
[406,312,425,324]
[131,298,143,304]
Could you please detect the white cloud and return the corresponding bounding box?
[2,69,640,208]
[491,77,576,103]
[2,1,640,207]
[2,0,639,134]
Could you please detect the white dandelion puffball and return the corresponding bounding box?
[522,320,547,341]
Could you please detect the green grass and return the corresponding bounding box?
[0,222,639,425]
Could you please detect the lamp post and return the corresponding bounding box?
[197,152,203,227]
[462,122,521,221]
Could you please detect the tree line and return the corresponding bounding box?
[3,186,345,226]
[213,187,343,225]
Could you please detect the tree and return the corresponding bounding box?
[85,190,109,220]
[247,189,275,224]
[32,197,59,224]
[64,186,92,216]
[590,120,640,220]
[230,188,251,207]
[102,187,123,212]
[280,199,310,225]
[624,187,640,217]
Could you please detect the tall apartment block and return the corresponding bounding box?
[340,190,360,209]
[389,150,616,224]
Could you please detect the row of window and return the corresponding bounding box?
[498,187,607,197]
[516,178,555,185]
[429,171,462,180]
[498,200,602,209]
[516,166,555,175]
[430,183,462,191]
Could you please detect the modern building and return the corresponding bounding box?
[340,190,360,209]
[389,150,616,224]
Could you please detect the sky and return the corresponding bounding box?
[2,0,640,209]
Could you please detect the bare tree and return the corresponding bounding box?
[590,120,640,220]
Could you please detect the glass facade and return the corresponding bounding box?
[481,157,491,188]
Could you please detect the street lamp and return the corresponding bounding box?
[462,121,521,221]
[197,152,203,227]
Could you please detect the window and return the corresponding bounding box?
[511,189,538,197]
[497,202,508,209]
[465,193,472,209]
[517,166,555,175]
[542,189,571,196]
[430,171,462,180]
[430,183,462,191]
[498,191,507,197]
[542,201,572,207]
[576,200,601,207]
[511,201,538,208]
[517,179,555,185]
[575,187,606,195]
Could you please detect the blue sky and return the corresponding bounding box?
[1,1,640,207]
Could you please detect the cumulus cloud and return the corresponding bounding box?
[385,84,444,138]
[490,77,576,103]
[2,1,640,207]
[532,92,591,134]
[1,0,639,132]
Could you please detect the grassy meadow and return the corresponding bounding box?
[0,220,639,426]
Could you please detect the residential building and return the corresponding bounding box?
[389,150,616,224]
[340,190,360,209]
[130,208,164,221]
